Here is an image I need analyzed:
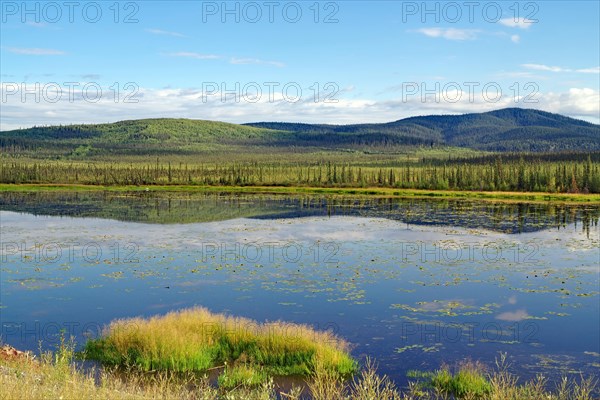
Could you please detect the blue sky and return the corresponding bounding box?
[1,1,599,129]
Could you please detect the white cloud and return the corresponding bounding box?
[576,67,600,74]
[230,58,285,68]
[416,28,479,41]
[1,83,598,131]
[499,17,537,29]
[493,71,541,79]
[5,47,65,55]
[522,64,600,74]
[541,88,600,116]
[162,53,285,67]
[522,63,567,72]
[510,34,520,43]
[165,52,220,60]
[146,29,186,38]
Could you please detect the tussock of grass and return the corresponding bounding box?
[84,307,357,378]
[428,362,492,398]
[217,364,268,389]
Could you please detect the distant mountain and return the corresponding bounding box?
[246,108,600,152]
[1,108,598,157]
[1,118,277,143]
[0,118,289,158]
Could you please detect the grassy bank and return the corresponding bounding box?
[84,307,357,380]
[1,183,600,203]
[2,342,597,400]
[0,340,271,400]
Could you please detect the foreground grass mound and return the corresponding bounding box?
[84,307,357,380]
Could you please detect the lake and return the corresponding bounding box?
[1,191,599,386]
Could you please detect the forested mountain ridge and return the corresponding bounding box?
[246,108,600,152]
[1,108,598,157]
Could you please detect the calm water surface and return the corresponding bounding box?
[1,192,599,386]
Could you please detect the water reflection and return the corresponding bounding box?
[1,191,598,234]
[0,191,598,388]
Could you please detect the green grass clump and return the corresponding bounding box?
[217,364,268,389]
[84,307,357,379]
[429,364,492,398]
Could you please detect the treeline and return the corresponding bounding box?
[1,156,598,193]
[422,152,600,165]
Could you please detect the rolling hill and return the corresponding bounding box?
[1,108,598,158]
[246,108,600,152]
[0,119,291,158]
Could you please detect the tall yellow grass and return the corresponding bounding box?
[85,307,357,377]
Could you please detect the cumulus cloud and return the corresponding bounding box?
[540,88,600,116]
[1,82,598,130]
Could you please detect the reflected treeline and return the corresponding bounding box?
[0,191,598,234]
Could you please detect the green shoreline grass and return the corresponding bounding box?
[2,338,597,400]
[1,183,599,204]
[1,311,597,399]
